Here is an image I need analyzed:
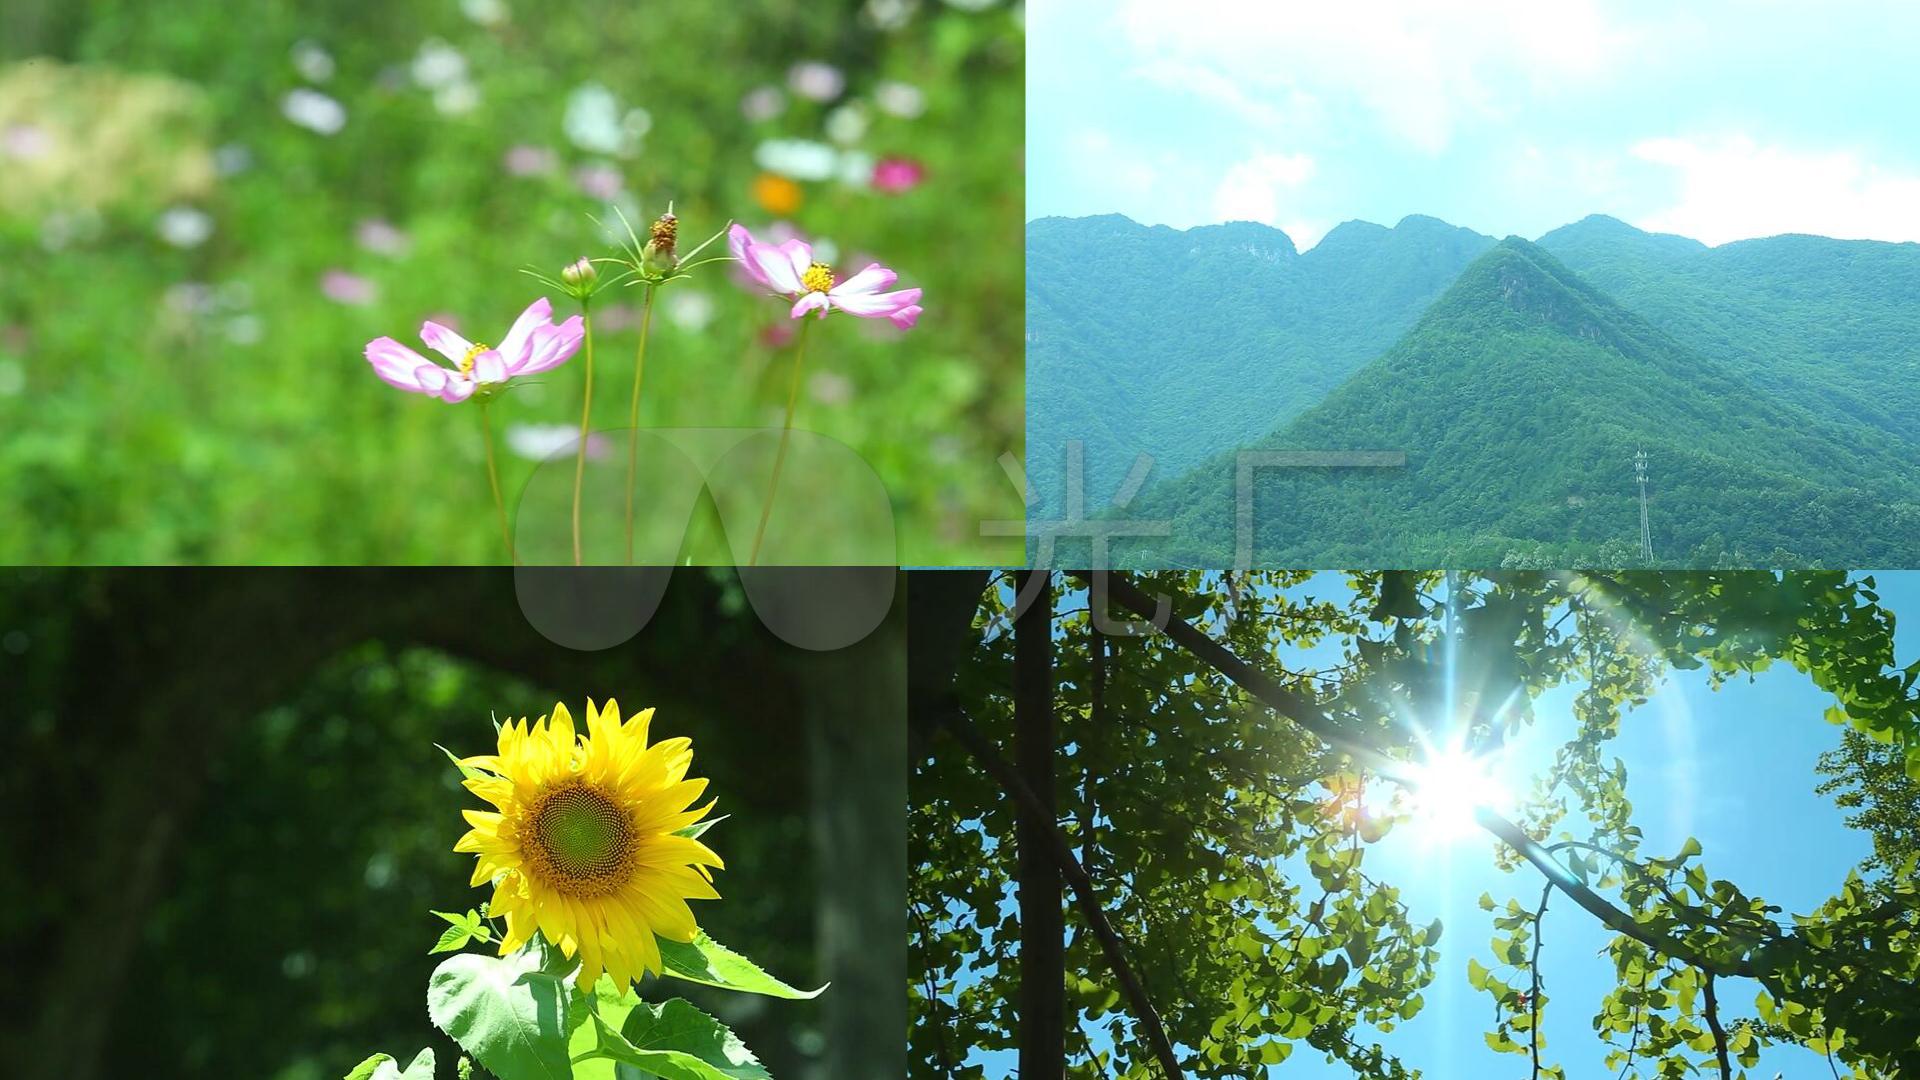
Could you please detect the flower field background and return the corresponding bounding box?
[0,567,907,1079]
[0,0,1023,564]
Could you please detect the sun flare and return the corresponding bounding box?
[1402,742,1511,841]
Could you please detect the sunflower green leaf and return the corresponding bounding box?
[656,931,826,999]
[428,945,575,1080]
[578,999,771,1080]
[345,1049,437,1080]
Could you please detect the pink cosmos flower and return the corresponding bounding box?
[727,224,922,329]
[364,297,583,403]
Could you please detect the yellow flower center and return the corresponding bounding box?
[521,781,638,898]
[460,342,493,381]
[800,261,834,294]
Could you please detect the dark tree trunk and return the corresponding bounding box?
[801,583,908,1080]
[1015,570,1064,1079]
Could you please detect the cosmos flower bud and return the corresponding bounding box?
[641,211,678,276]
[560,256,597,288]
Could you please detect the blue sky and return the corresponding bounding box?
[1028,0,1920,247]
[951,571,1916,1077]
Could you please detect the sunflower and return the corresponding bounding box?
[453,700,723,989]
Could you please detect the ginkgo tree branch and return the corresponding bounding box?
[1079,571,1761,980]
[1529,880,1550,1080]
[908,896,960,1080]
[1471,811,1755,978]
[1071,573,1403,773]
[925,705,1188,1080]
[1702,974,1733,1080]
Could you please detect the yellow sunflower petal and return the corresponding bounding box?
[462,774,515,806]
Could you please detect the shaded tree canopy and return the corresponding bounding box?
[0,567,905,1080]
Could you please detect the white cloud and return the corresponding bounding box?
[1069,126,1163,206]
[1052,125,1221,228]
[1212,152,1317,225]
[1113,0,1631,152]
[1632,135,1920,245]
[1282,219,1328,251]
[1128,57,1306,133]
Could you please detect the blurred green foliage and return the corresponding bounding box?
[0,0,1023,564]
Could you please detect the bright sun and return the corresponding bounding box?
[1402,742,1512,841]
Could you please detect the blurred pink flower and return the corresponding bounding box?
[321,269,377,306]
[355,218,410,256]
[363,297,583,403]
[786,60,844,102]
[589,303,643,332]
[573,163,623,200]
[871,157,926,194]
[740,85,784,122]
[728,224,922,329]
[503,144,557,176]
[2,124,50,160]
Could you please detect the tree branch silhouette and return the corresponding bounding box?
[1080,571,1763,980]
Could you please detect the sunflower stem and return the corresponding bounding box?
[572,304,595,566]
[748,317,813,567]
[624,284,657,566]
[480,402,518,566]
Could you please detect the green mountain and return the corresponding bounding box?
[1538,214,1920,441]
[1025,213,1494,510]
[1108,238,1920,567]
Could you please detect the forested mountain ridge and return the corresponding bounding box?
[1538,214,1920,441]
[1026,212,1496,508]
[1106,238,1920,567]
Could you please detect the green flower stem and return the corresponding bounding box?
[480,402,517,566]
[573,306,595,567]
[748,317,812,567]
[624,285,657,566]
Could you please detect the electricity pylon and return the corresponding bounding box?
[1634,449,1652,565]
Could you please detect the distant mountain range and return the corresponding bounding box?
[1025,212,1920,566]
